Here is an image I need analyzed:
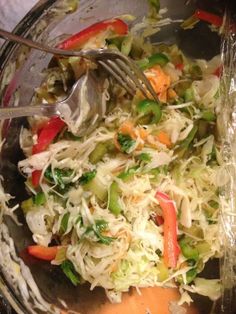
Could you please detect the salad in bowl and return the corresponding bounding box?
[0,0,227,313]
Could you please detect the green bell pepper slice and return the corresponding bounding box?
[137,99,162,124]
[140,53,169,70]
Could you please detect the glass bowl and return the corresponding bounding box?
[0,0,228,313]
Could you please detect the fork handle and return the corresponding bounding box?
[0,28,83,57]
[0,104,59,120]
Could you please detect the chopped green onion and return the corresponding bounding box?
[117,166,139,181]
[33,192,46,206]
[89,143,108,164]
[108,182,123,215]
[60,212,70,234]
[61,260,80,286]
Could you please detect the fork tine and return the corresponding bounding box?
[115,58,151,100]
[119,56,160,102]
[98,60,135,96]
[106,59,137,93]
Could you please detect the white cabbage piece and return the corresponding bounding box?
[192,75,219,108]
[26,208,52,246]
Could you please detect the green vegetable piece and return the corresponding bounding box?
[148,0,160,18]
[181,14,199,30]
[137,153,152,163]
[117,133,135,153]
[89,143,108,164]
[208,200,219,209]
[186,268,198,284]
[190,64,202,79]
[63,131,81,141]
[156,260,169,281]
[21,198,34,214]
[95,219,108,233]
[184,88,194,102]
[60,212,70,234]
[44,167,73,190]
[195,242,211,255]
[137,99,162,124]
[179,239,199,261]
[201,111,216,122]
[61,260,80,286]
[182,225,204,239]
[118,166,139,181]
[83,219,115,245]
[79,170,97,185]
[83,176,107,201]
[179,125,198,150]
[106,36,124,50]
[136,58,149,69]
[33,192,46,206]
[108,182,123,215]
[174,81,192,97]
[197,120,208,139]
[121,36,133,56]
[140,53,169,70]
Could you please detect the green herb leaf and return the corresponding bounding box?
[137,153,152,163]
[61,260,80,286]
[83,219,115,245]
[79,170,97,185]
[44,167,73,190]
[117,133,135,153]
[60,212,70,234]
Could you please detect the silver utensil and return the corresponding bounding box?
[0,28,158,102]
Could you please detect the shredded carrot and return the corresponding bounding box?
[138,127,149,140]
[115,120,149,151]
[119,120,136,138]
[145,65,171,102]
[156,131,172,147]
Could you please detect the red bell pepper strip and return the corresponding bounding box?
[58,18,128,50]
[155,214,164,226]
[32,116,65,154]
[155,191,180,268]
[31,116,65,187]
[28,245,59,261]
[175,63,184,71]
[213,65,222,77]
[194,9,223,27]
[31,170,43,188]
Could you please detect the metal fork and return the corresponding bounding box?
[0,28,158,102]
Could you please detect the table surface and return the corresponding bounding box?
[0,1,37,313]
